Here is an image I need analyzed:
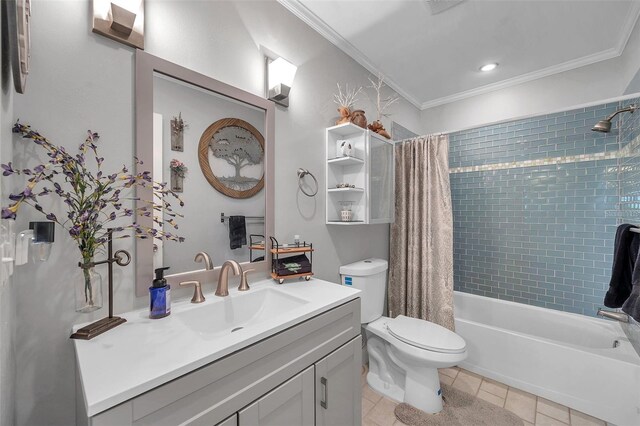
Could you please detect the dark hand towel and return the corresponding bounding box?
[623,243,640,322]
[228,216,247,250]
[604,224,640,308]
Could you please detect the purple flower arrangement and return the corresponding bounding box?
[2,122,185,301]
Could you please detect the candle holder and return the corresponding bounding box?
[339,201,354,222]
[70,229,131,340]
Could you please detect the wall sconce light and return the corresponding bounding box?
[266,57,297,107]
[92,0,144,49]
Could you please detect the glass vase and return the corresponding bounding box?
[171,170,184,193]
[75,261,103,313]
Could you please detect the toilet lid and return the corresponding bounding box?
[387,315,466,354]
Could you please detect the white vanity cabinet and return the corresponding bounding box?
[315,336,361,426]
[325,123,395,225]
[217,415,238,426]
[77,298,362,426]
[239,366,315,426]
[237,337,361,426]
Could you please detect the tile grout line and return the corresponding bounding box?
[364,367,607,425]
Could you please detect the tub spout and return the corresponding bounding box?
[597,308,629,323]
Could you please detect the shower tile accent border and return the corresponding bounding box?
[450,133,640,174]
[449,150,619,174]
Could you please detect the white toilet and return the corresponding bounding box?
[340,258,467,414]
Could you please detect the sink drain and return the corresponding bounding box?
[231,327,244,333]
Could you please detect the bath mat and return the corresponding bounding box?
[394,383,523,426]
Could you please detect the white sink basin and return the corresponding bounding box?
[175,287,309,338]
[73,278,361,417]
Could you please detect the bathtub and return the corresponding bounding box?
[454,291,640,426]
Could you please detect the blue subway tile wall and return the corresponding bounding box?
[450,103,620,169]
[619,98,640,225]
[620,98,640,149]
[449,99,640,316]
[618,97,640,220]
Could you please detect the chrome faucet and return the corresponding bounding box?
[216,260,242,297]
[597,308,630,323]
[194,252,213,270]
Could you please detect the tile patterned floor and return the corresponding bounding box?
[361,366,610,426]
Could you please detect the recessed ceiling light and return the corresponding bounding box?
[480,63,498,72]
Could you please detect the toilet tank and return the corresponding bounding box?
[340,258,388,324]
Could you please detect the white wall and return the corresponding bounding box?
[625,68,640,94]
[420,17,640,134]
[153,75,266,272]
[0,1,16,423]
[9,1,421,424]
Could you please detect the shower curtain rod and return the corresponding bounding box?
[395,133,447,144]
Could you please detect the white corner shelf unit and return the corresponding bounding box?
[325,122,395,225]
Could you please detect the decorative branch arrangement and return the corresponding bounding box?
[2,122,185,311]
[171,112,187,151]
[333,83,363,125]
[366,74,400,139]
[171,112,187,134]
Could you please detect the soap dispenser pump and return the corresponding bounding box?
[150,267,171,319]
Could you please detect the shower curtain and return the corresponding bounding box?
[388,134,455,331]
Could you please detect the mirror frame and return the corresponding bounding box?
[135,50,275,297]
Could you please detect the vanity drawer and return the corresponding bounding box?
[89,298,360,426]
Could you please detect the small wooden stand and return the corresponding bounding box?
[270,237,314,284]
[249,234,265,263]
[70,229,131,340]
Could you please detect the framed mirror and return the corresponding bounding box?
[135,51,275,296]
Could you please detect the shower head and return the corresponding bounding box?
[591,104,638,133]
[592,119,612,133]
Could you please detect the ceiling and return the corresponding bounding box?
[279,0,640,109]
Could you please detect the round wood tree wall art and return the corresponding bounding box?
[198,118,265,199]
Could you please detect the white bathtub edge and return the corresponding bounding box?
[454,291,640,426]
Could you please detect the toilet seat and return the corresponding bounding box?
[386,315,466,354]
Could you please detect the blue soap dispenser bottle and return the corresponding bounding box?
[150,267,171,319]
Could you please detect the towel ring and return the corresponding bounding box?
[297,168,318,197]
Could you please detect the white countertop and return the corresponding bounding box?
[73,278,360,417]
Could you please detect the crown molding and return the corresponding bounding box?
[616,1,640,55]
[420,46,622,109]
[277,0,423,109]
[279,0,640,111]
[421,2,640,109]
